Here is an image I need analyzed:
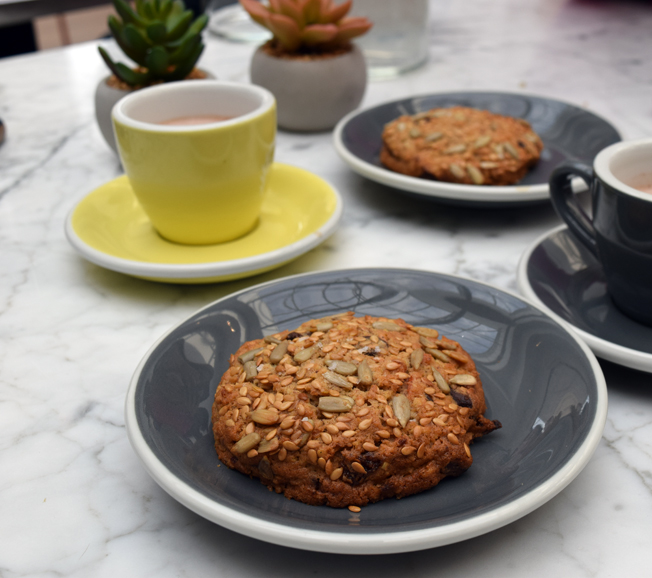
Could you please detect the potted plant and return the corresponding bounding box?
[95,0,210,152]
[240,0,372,131]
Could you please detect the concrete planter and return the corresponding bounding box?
[250,44,367,132]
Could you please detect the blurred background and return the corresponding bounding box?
[0,0,209,57]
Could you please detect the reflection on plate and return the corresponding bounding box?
[126,268,607,554]
[333,91,620,206]
[518,225,652,373]
[65,163,342,284]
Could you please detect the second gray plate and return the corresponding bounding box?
[334,91,620,206]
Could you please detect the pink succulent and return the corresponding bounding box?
[240,0,372,52]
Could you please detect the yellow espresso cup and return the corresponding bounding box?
[112,81,276,245]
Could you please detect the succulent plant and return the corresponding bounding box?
[240,0,372,54]
[99,0,208,87]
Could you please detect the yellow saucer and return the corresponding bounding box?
[65,163,342,283]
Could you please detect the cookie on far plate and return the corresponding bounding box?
[380,106,543,186]
[212,313,501,508]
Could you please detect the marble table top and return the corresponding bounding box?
[1,0,651,575]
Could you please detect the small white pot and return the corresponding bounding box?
[250,44,367,132]
[94,70,215,153]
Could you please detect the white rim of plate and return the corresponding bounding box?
[517,224,652,374]
[125,267,608,554]
[64,167,343,280]
[333,90,618,203]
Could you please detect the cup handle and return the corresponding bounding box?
[549,161,599,258]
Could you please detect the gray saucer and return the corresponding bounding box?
[518,225,652,373]
[126,268,606,553]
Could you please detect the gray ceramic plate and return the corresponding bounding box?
[125,268,607,554]
[518,225,652,373]
[333,91,620,206]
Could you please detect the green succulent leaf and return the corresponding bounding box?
[168,33,200,65]
[165,10,193,41]
[159,0,173,20]
[167,13,207,48]
[114,0,147,27]
[169,0,184,17]
[147,21,168,43]
[145,45,170,76]
[142,1,155,19]
[115,62,151,86]
[164,43,203,81]
[124,23,151,54]
[98,46,149,86]
[187,13,209,36]
[135,0,147,17]
[107,14,124,41]
[109,18,147,64]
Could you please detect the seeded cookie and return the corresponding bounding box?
[380,106,543,186]
[212,313,501,508]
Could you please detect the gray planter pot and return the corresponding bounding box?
[94,70,215,153]
[250,44,367,132]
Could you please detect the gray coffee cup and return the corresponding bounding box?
[549,138,652,326]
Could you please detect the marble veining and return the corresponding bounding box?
[1,0,652,575]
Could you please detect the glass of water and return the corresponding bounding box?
[349,0,429,79]
[206,0,271,43]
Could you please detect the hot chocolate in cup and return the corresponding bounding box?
[112,81,276,245]
[549,138,652,325]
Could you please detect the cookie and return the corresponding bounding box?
[212,313,501,508]
[381,106,543,186]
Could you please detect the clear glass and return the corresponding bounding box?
[206,0,271,44]
[350,0,429,79]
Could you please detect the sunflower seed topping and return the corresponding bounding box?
[431,367,450,393]
[269,340,289,364]
[294,344,319,363]
[504,142,520,159]
[258,457,273,479]
[426,347,451,363]
[410,348,424,370]
[257,437,279,453]
[324,370,353,390]
[425,131,444,142]
[445,144,467,154]
[449,374,477,386]
[410,128,422,138]
[450,163,465,179]
[238,347,263,364]
[318,396,354,413]
[474,135,492,148]
[414,327,439,338]
[467,165,484,185]
[328,360,357,376]
[316,321,333,331]
[233,433,261,454]
[243,360,258,380]
[372,321,404,332]
[250,409,280,425]
[357,360,373,386]
[392,394,411,428]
